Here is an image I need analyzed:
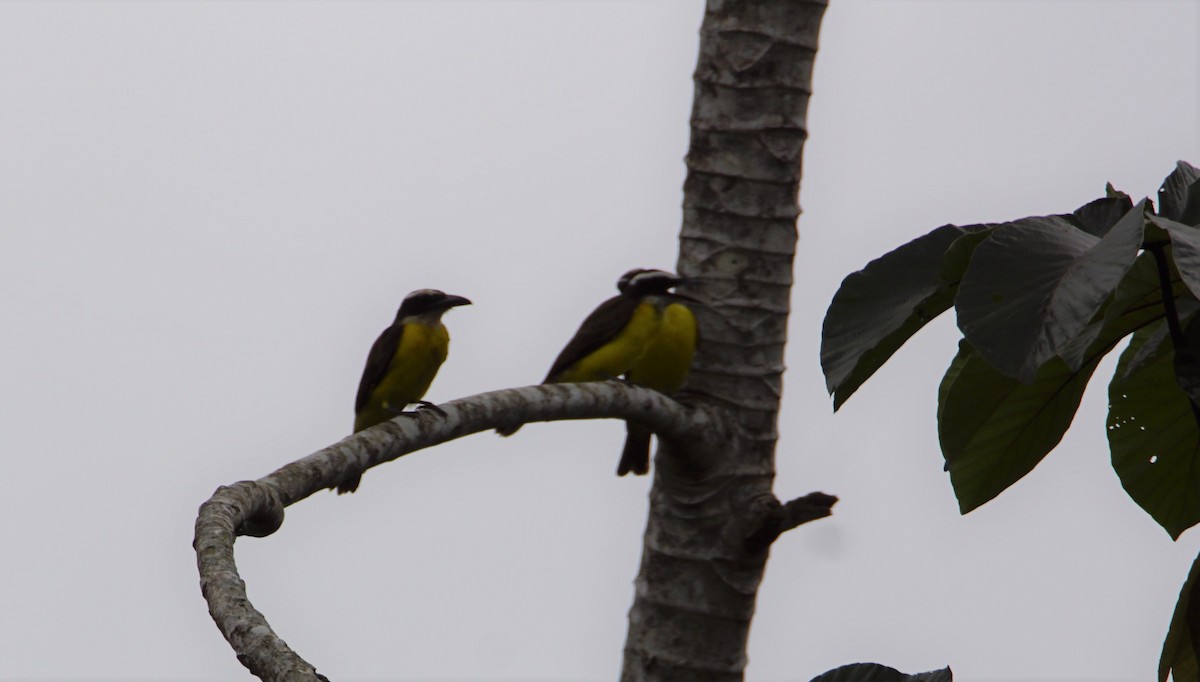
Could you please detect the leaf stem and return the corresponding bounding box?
[1148,243,1187,349]
[1147,243,1200,425]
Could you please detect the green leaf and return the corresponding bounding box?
[1059,250,1187,370]
[1152,215,1200,301]
[1121,321,1172,381]
[1159,549,1200,682]
[822,224,993,410]
[809,663,952,682]
[956,204,1145,382]
[940,347,1100,513]
[1176,313,1200,412]
[1109,322,1200,539]
[937,339,973,425]
[1157,160,1200,226]
[940,229,992,280]
[940,256,1176,513]
[1072,194,1135,237]
[1106,182,1131,201]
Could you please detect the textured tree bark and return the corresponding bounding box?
[619,2,828,680]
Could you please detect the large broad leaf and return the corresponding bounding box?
[939,343,1100,513]
[1072,193,1135,237]
[1152,215,1200,301]
[939,253,1182,513]
[1158,160,1200,226]
[810,663,952,682]
[822,224,992,410]
[956,203,1145,382]
[1109,321,1200,539]
[1160,549,1200,682]
[1176,310,1200,408]
[1059,249,1189,370]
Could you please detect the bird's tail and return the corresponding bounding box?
[617,422,652,476]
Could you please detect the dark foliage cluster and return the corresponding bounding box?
[823,161,1200,535]
[821,162,1200,681]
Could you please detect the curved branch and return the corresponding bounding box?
[195,382,717,681]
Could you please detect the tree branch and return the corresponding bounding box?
[743,491,839,554]
[195,382,717,681]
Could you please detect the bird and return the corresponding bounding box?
[616,270,698,476]
[498,269,697,477]
[338,289,471,494]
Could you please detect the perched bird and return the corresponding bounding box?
[338,289,471,494]
[616,270,698,476]
[541,269,684,383]
[498,269,697,476]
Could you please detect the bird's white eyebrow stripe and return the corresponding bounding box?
[629,270,674,285]
[404,288,446,302]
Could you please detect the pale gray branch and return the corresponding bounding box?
[195,382,715,681]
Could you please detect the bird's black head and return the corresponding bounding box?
[396,289,472,319]
[617,268,686,297]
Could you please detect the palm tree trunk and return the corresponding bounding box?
[621,2,829,680]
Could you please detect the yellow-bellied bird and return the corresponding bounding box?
[498,269,697,479]
[616,269,698,476]
[338,289,471,494]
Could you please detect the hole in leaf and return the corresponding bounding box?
[1150,455,1159,464]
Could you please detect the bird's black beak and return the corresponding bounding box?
[669,277,703,303]
[441,294,472,309]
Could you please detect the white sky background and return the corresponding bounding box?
[1,1,1198,680]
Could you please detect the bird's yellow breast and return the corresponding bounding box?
[354,321,449,431]
[627,301,697,394]
[555,301,661,383]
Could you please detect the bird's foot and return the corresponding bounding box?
[414,400,447,417]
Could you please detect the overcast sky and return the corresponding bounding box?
[2,1,1198,681]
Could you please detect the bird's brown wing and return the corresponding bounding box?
[544,295,639,382]
[355,322,404,414]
